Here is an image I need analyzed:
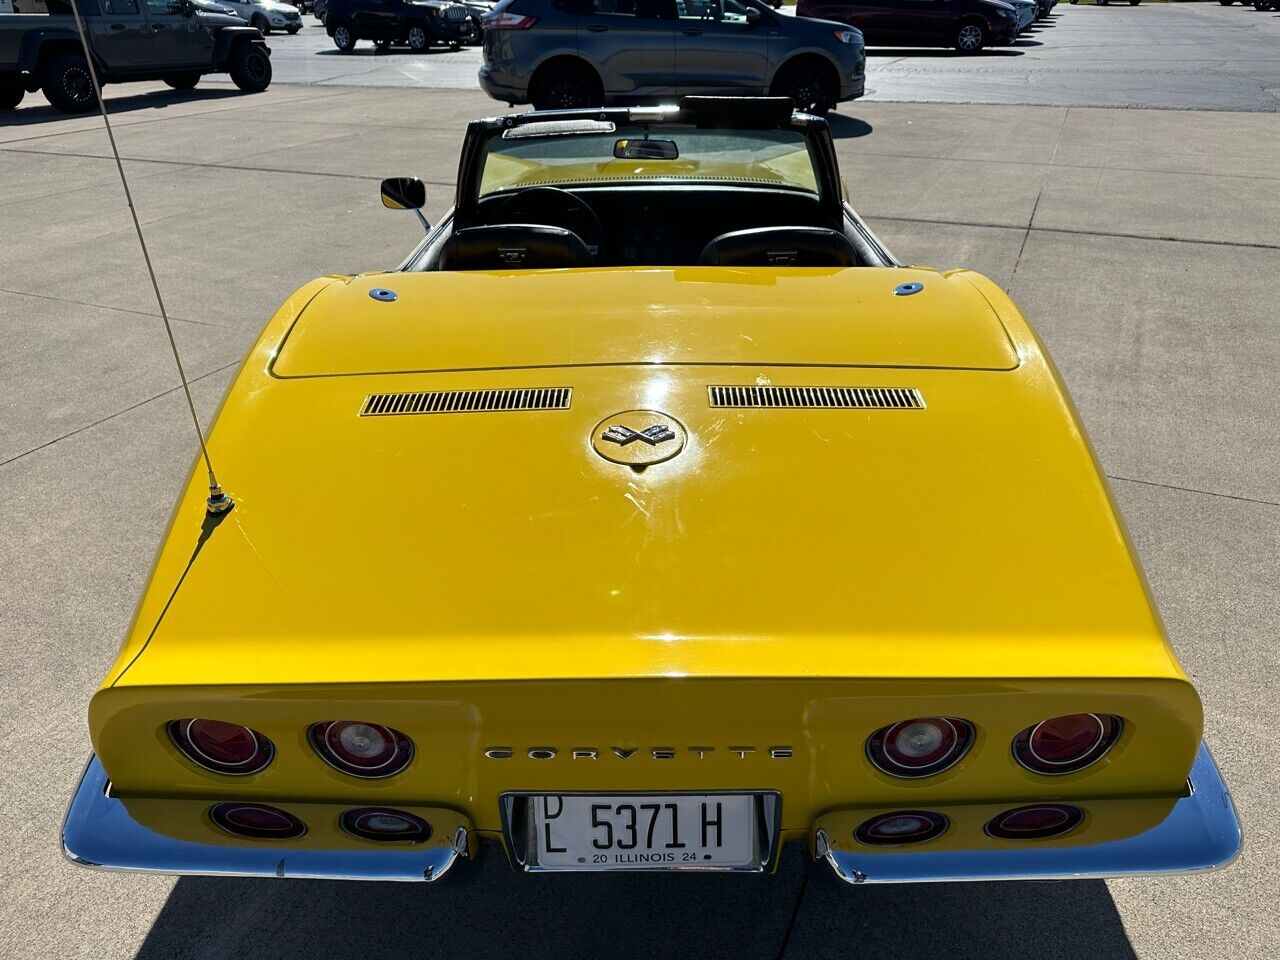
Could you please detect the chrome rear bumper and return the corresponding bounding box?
[816,743,1240,884]
[62,756,469,882]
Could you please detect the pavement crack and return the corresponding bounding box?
[0,360,241,470]
[0,285,220,327]
[1008,106,1071,292]
[1107,474,1278,509]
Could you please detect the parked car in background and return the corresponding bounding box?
[797,0,1020,53]
[0,0,271,112]
[220,0,304,32]
[479,0,865,114]
[1006,0,1035,30]
[192,0,244,14]
[325,0,476,51]
[314,0,327,19]
[1067,0,1139,4]
[461,0,491,43]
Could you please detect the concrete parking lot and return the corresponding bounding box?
[1,4,1278,960]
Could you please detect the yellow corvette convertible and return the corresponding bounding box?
[64,98,1240,884]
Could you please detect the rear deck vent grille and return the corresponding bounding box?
[709,386,924,409]
[361,388,572,416]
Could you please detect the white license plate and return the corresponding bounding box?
[529,794,758,871]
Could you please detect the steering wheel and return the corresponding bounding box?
[495,187,604,257]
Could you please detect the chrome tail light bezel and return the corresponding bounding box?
[984,803,1085,841]
[866,716,976,779]
[209,802,307,840]
[167,718,275,776]
[1012,713,1124,776]
[308,720,415,779]
[854,810,950,847]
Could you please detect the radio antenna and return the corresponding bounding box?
[65,0,233,516]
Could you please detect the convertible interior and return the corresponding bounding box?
[414,185,880,270]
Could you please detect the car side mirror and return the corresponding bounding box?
[180,0,195,14]
[381,177,425,210]
[380,177,430,232]
[745,6,762,22]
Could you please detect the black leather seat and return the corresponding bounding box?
[438,225,592,271]
[698,227,858,267]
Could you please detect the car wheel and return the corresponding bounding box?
[251,13,270,33]
[163,72,201,91]
[407,23,429,51]
[0,74,24,110]
[332,22,356,50]
[954,20,987,53]
[40,52,97,114]
[770,59,837,114]
[529,61,602,111]
[288,25,301,33]
[228,42,272,93]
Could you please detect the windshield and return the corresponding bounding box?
[478,124,820,197]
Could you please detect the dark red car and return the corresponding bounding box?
[797,0,1021,53]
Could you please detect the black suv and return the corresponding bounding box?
[325,0,477,51]
[1,0,271,113]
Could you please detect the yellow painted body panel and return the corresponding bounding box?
[89,265,1202,847]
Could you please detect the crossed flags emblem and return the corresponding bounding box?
[601,423,677,447]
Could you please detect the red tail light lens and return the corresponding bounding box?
[985,804,1084,841]
[484,12,538,28]
[310,721,414,778]
[866,717,974,778]
[169,719,274,775]
[210,802,306,840]
[854,811,948,846]
[1013,713,1122,774]
[341,807,433,843]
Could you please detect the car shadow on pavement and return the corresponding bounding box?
[313,46,467,56]
[826,114,873,139]
[866,48,1026,57]
[132,843,1139,960]
[4,88,249,127]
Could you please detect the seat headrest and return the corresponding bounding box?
[438,225,592,271]
[698,227,858,267]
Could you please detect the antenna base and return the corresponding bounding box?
[206,488,235,515]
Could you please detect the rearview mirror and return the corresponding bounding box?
[613,138,679,161]
[380,177,426,211]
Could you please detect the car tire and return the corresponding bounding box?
[407,23,430,51]
[228,42,272,93]
[332,22,357,50]
[529,60,603,111]
[288,25,301,33]
[251,13,271,33]
[0,74,24,110]
[163,72,201,90]
[954,20,987,53]
[40,52,97,114]
[770,58,838,115]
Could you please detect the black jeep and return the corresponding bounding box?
[324,0,476,52]
[0,0,271,113]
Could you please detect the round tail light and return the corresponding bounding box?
[169,719,274,775]
[985,803,1083,841]
[341,807,432,843]
[210,802,306,840]
[866,717,974,778]
[854,810,948,846]
[1013,713,1122,775]
[309,721,414,778]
